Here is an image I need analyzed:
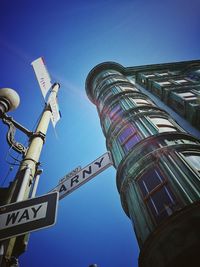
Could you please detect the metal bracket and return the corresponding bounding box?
[2,118,28,155]
[1,114,47,155]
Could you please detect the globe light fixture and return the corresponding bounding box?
[0,88,20,115]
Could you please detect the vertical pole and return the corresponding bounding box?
[1,83,60,266]
[30,169,43,198]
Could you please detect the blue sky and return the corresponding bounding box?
[0,0,200,266]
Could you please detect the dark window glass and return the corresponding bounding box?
[185,154,200,172]
[147,185,177,222]
[118,127,135,143]
[138,169,179,224]
[109,105,123,121]
[124,135,140,152]
[118,125,140,153]
[138,169,164,197]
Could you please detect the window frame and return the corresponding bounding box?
[182,152,200,173]
[137,168,179,224]
[148,116,178,133]
[118,125,140,153]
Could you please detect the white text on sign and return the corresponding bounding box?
[0,202,47,229]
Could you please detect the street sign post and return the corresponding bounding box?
[0,192,58,241]
[51,152,113,200]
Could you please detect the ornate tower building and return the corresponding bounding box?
[86,60,200,267]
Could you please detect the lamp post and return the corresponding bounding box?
[0,84,60,266]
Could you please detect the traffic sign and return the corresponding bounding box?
[0,192,58,241]
[51,152,113,200]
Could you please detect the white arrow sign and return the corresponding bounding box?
[51,152,113,200]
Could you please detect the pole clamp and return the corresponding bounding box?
[30,131,46,143]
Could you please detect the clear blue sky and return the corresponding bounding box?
[0,0,200,266]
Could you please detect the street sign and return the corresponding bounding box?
[31,57,52,99]
[51,152,113,200]
[59,166,81,184]
[48,83,61,127]
[0,192,58,241]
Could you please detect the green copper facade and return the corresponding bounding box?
[85,60,200,267]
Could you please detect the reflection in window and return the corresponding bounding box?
[177,92,197,100]
[102,90,113,102]
[145,74,155,78]
[133,98,153,106]
[157,72,168,77]
[173,79,188,84]
[138,169,179,224]
[118,127,135,143]
[109,105,123,121]
[157,81,171,86]
[124,135,140,152]
[111,139,124,166]
[118,126,140,153]
[184,154,200,173]
[103,117,111,132]
[149,117,177,133]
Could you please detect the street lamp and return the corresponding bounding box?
[0,84,60,267]
[0,88,20,115]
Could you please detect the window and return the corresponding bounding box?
[145,74,155,78]
[149,117,177,133]
[118,127,135,143]
[127,76,136,84]
[118,126,140,152]
[184,154,200,173]
[156,81,171,86]
[109,105,123,121]
[157,72,168,77]
[138,169,179,224]
[178,92,197,100]
[133,98,153,106]
[111,86,122,94]
[138,169,164,196]
[98,102,104,112]
[124,136,140,151]
[103,117,111,132]
[111,139,124,166]
[179,92,194,97]
[173,79,188,84]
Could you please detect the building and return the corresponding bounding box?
[85,60,200,267]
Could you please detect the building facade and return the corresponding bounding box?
[85,60,200,267]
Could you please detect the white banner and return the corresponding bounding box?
[31,57,52,99]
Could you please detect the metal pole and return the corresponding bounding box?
[30,169,43,198]
[1,83,60,266]
[16,166,31,202]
